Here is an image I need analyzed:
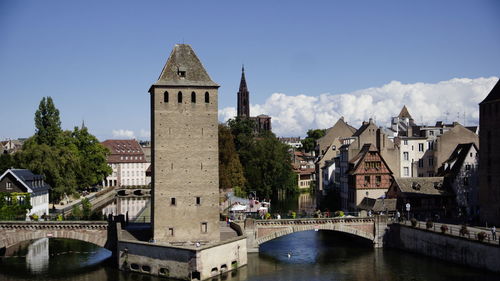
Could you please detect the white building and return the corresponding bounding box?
[101,139,149,187]
[0,169,50,218]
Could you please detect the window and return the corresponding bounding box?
[403,167,409,176]
[191,92,196,103]
[6,182,12,190]
[418,143,424,152]
[364,176,371,184]
[428,141,434,150]
[428,157,434,167]
[465,164,471,171]
[178,91,182,103]
[171,198,176,206]
[205,92,209,103]
[403,152,409,161]
[429,130,434,136]
[403,140,408,145]
[418,159,424,168]
[376,176,381,185]
[168,228,174,236]
[201,222,208,233]
[196,197,201,205]
[164,91,169,103]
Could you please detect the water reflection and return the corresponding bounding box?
[26,238,49,273]
[102,197,150,221]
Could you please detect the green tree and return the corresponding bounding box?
[71,204,82,219]
[227,117,256,166]
[219,124,246,191]
[0,192,32,220]
[81,198,92,219]
[34,97,62,146]
[15,137,79,201]
[71,127,111,191]
[0,153,15,174]
[301,129,326,153]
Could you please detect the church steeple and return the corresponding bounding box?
[237,65,250,117]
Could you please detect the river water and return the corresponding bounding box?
[1,230,497,281]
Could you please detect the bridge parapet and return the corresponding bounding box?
[0,221,110,251]
[245,216,388,252]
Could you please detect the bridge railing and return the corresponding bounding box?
[397,219,500,246]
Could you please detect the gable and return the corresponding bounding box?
[0,172,28,193]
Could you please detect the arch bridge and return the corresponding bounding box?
[0,221,115,253]
[243,216,388,252]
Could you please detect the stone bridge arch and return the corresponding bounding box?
[0,221,110,251]
[244,216,388,252]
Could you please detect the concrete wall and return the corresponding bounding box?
[388,224,500,272]
[118,236,247,280]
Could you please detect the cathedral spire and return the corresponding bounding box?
[237,65,250,117]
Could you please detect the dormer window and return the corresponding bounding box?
[177,66,186,78]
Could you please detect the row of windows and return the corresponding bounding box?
[163,91,210,104]
[364,175,382,185]
[119,156,144,161]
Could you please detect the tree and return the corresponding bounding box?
[71,127,111,191]
[218,124,246,191]
[81,198,92,219]
[301,129,326,153]
[34,97,62,146]
[0,153,15,175]
[0,192,31,220]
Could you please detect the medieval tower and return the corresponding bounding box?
[237,66,250,117]
[149,44,220,244]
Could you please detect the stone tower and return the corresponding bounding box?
[479,78,500,225]
[149,44,220,244]
[237,66,250,117]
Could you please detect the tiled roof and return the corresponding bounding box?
[438,143,477,178]
[398,105,412,119]
[2,169,51,193]
[101,139,147,163]
[357,197,397,212]
[393,177,447,196]
[152,44,219,88]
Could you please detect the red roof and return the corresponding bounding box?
[101,139,147,163]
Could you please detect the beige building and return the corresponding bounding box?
[149,44,220,244]
[479,78,500,225]
[315,117,357,195]
[101,139,148,187]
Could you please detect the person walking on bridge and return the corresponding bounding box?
[492,226,497,241]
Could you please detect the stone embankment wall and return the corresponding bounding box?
[387,224,500,272]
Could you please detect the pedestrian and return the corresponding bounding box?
[277,213,281,220]
[492,226,497,241]
[396,211,401,222]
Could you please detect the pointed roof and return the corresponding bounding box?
[480,78,500,104]
[238,65,248,93]
[398,105,412,119]
[152,44,219,88]
[438,143,478,177]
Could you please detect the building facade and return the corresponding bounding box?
[149,44,220,244]
[479,78,500,225]
[0,169,50,217]
[101,139,148,187]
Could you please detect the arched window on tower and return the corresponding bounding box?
[178,91,182,103]
[191,92,196,103]
[205,92,209,103]
[164,91,169,103]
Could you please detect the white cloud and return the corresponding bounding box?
[112,129,135,139]
[218,77,498,137]
[138,129,150,138]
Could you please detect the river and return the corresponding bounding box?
[1,230,497,281]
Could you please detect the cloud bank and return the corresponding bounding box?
[219,77,498,137]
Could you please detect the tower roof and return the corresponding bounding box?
[239,65,248,93]
[480,78,500,104]
[398,105,412,119]
[152,44,219,88]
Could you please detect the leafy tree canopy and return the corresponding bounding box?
[301,129,326,153]
[34,97,62,146]
[219,124,246,191]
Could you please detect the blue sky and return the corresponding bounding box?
[1,0,499,139]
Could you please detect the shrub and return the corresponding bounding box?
[477,231,487,241]
[291,211,296,219]
[56,214,63,221]
[426,220,433,229]
[30,214,39,221]
[440,224,448,233]
[334,210,345,217]
[410,218,417,227]
[460,225,469,236]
